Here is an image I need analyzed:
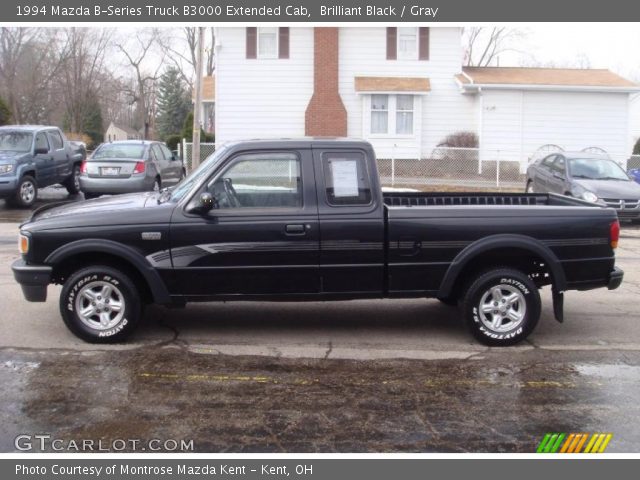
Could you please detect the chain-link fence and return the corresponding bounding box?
[379,147,526,191]
[625,155,640,170]
[180,141,640,192]
[180,140,217,172]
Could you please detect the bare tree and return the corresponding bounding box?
[60,28,110,134]
[0,28,69,123]
[159,27,215,89]
[116,29,165,139]
[521,52,593,69]
[463,27,526,67]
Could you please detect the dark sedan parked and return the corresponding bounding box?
[79,140,185,199]
[526,152,640,221]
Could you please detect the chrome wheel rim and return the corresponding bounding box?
[75,281,125,331]
[20,181,35,203]
[478,284,526,332]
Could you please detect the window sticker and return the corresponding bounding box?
[331,159,359,197]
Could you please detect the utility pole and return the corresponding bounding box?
[192,26,205,170]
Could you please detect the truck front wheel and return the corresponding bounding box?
[59,265,142,343]
[461,268,540,346]
[8,175,37,208]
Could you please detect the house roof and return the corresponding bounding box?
[108,122,139,136]
[355,76,431,93]
[456,67,639,91]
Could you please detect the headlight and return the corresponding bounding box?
[0,164,14,174]
[18,232,29,255]
[582,191,599,203]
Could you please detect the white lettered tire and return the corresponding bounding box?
[461,268,541,346]
[60,265,141,343]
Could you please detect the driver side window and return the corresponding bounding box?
[208,152,302,209]
[35,132,49,152]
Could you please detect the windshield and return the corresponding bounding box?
[166,145,229,203]
[0,131,32,152]
[91,143,146,160]
[569,158,629,181]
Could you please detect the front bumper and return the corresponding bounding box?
[0,176,18,197]
[608,266,624,290]
[11,259,52,302]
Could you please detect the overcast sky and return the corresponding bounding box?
[117,25,640,82]
[498,24,640,80]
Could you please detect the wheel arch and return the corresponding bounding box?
[46,239,171,304]
[437,234,567,300]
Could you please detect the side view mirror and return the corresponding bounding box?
[187,192,216,214]
[34,147,49,155]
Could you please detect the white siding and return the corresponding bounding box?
[480,91,523,157]
[630,94,640,149]
[215,27,313,145]
[480,90,631,162]
[338,27,477,159]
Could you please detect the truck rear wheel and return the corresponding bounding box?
[59,265,141,343]
[461,268,540,346]
[64,164,81,194]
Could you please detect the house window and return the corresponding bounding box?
[397,27,417,59]
[371,94,389,134]
[258,27,278,58]
[247,27,289,59]
[369,95,415,136]
[387,27,429,60]
[395,95,414,134]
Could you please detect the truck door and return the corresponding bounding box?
[47,129,71,184]
[169,149,321,296]
[33,132,54,187]
[311,147,385,295]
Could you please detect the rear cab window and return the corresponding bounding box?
[321,151,372,206]
[47,130,64,150]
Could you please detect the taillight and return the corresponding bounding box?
[610,220,620,249]
[133,162,146,174]
[80,161,87,174]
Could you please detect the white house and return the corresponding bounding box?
[193,76,216,134]
[104,122,141,142]
[213,27,640,165]
[631,93,640,150]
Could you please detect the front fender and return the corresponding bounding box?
[437,234,567,299]
[45,238,171,304]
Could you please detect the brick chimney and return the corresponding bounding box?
[305,28,347,137]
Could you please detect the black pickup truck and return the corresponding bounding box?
[12,139,623,345]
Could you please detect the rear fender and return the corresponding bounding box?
[438,234,567,300]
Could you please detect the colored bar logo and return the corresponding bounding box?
[536,433,613,453]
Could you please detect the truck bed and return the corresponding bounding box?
[382,192,593,208]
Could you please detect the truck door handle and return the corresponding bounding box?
[285,224,306,235]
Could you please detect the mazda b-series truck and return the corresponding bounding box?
[12,139,623,345]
